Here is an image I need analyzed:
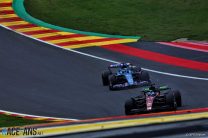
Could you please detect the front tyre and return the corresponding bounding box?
[109,76,117,90]
[173,90,182,107]
[102,71,111,86]
[166,91,177,110]
[125,99,135,115]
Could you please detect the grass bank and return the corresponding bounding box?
[0,115,47,127]
[25,0,208,41]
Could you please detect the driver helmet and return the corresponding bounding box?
[149,85,156,91]
[121,63,131,68]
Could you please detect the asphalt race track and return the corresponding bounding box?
[0,26,208,120]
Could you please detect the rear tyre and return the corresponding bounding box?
[134,66,142,72]
[166,91,177,110]
[102,71,111,86]
[140,70,150,82]
[173,90,182,107]
[125,99,135,115]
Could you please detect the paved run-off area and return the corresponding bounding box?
[0,0,207,120]
[0,25,208,119]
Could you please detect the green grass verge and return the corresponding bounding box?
[24,0,208,41]
[0,115,48,127]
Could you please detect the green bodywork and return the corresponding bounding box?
[143,86,170,92]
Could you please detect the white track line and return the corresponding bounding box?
[1,24,208,81]
[0,24,208,121]
[0,109,78,121]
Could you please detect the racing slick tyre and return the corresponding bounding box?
[109,76,117,90]
[125,99,135,115]
[166,91,177,110]
[109,85,115,91]
[173,90,182,107]
[133,66,142,72]
[140,70,150,82]
[102,71,111,86]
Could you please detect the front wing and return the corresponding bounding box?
[111,81,150,90]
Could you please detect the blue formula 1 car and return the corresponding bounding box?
[102,63,151,90]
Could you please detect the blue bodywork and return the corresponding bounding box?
[107,63,150,90]
[116,68,134,85]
